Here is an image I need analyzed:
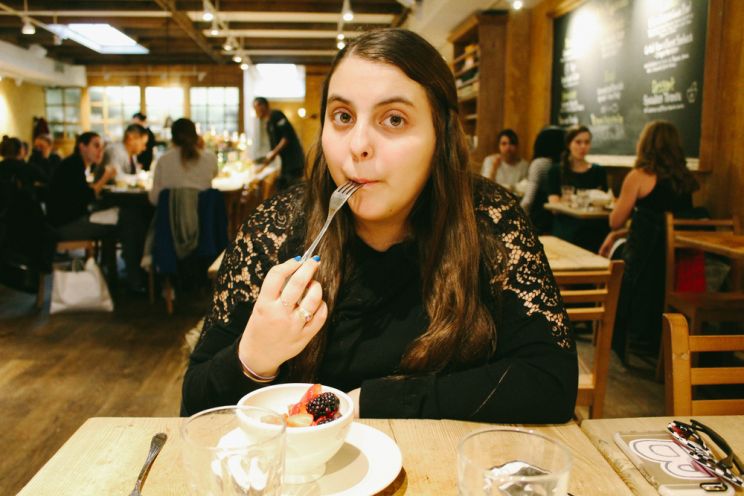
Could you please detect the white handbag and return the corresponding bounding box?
[50,257,114,314]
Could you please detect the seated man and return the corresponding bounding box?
[101,124,149,179]
[101,124,152,293]
[481,129,529,190]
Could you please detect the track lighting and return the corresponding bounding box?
[342,0,354,22]
[22,18,35,35]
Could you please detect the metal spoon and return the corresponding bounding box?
[129,432,168,496]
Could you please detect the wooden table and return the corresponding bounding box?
[19,417,631,495]
[581,416,744,495]
[540,235,610,272]
[544,202,610,220]
[675,232,744,259]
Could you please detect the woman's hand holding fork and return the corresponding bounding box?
[238,257,328,379]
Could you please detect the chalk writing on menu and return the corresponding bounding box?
[551,0,708,158]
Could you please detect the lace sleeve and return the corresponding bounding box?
[200,186,305,340]
[474,179,572,349]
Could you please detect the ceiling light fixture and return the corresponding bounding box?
[20,0,35,34]
[342,0,354,22]
[202,0,214,21]
[240,62,249,71]
[337,40,346,50]
[512,0,524,10]
[232,54,242,63]
[337,33,345,41]
[209,19,219,36]
[21,18,35,35]
[223,38,234,51]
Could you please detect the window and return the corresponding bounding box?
[190,87,240,134]
[45,87,82,139]
[88,86,141,141]
[145,87,185,138]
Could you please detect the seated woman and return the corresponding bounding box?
[599,120,698,360]
[148,118,218,205]
[181,29,577,423]
[520,126,565,234]
[547,125,609,252]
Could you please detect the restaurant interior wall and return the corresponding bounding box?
[0,78,45,144]
[523,0,743,221]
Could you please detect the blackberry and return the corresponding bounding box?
[306,392,340,419]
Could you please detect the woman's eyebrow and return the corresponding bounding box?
[326,94,415,108]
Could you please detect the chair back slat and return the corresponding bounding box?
[554,259,624,419]
[663,313,744,415]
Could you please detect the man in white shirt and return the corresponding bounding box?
[102,124,149,179]
[101,124,150,294]
[481,129,529,190]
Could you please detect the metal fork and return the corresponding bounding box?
[128,432,167,496]
[300,180,362,262]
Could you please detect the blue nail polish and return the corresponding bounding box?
[312,255,321,262]
[293,255,301,261]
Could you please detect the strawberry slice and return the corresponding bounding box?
[287,413,314,427]
[288,384,322,415]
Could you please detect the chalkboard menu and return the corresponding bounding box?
[551,0,708,158]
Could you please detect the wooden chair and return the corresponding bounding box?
[37,240,97,308]
[663,313,744,415]
[657,214,744,378]
[665,213,744,332]
[554,260,624,419]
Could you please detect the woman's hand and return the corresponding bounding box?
[238,257,328,377]
[599,232,616,258]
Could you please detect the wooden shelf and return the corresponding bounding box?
[454,62,480,78]
[449,11,508,164]
[451,46,480,66]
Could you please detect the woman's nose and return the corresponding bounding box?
[349,122,373,161]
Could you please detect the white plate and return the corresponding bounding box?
[283,422,403,496]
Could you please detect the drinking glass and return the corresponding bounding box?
[575,189,591,210]
[457,428,572,496]
[560,185,575,204]
[181,405,286,496]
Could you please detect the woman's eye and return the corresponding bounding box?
[332,110,353,125]
[383,114,405,128]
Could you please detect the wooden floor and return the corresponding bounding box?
[0,284,664,495]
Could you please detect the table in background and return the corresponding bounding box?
[581,416,744,496]
[544,202,610,220]
[540,235,610,272]
[19,417,631,495]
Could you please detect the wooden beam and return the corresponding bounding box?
[151,0,223,64]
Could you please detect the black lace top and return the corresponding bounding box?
[182,178,577,422]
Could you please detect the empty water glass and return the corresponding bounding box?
[457,428,572,496]
[181,405,286,496]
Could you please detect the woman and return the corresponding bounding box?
[47,132,115,239]
[521,126,565,233]
[182,29,577,423]
[148,118,217,205]
[600,121,698,359]
[546,125,609,252]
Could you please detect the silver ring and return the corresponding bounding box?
[297,306,313,323]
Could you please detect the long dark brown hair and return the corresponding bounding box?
[634,120,698,194]
[560,125,591,181]
[288,28,502,381]
[171,118,200,163]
